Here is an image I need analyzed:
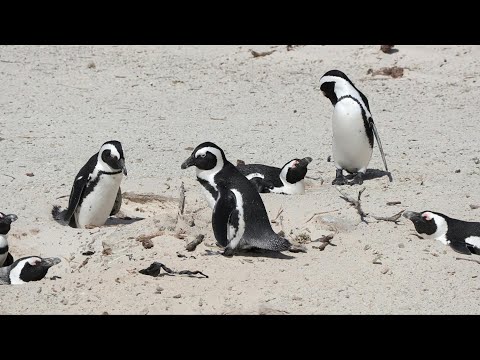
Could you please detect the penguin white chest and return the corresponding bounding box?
[269,179,305,195]
[332,99,373,173]
[75,173,122,228]
[201,185,217,209]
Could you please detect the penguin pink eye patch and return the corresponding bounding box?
[422,213,433,221]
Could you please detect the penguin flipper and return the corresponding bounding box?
[64,153,97,223]
[249,177,274,193]
[63,182,86,224]
[449,241,472,255]
[3,253,14,267]
[212,190,237,247]
[110,187,122,216]
[369,118,390,175]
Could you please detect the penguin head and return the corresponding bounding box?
[281,157,313,184]
[403,211,448,239]
[99,140,127,175]
[8,256,61,285]
[319,70,362,106]
[181,142,227,174]
[0,212,18,235]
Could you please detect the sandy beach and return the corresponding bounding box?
[0,45,479,314]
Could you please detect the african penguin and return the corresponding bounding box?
[181,142,292,256]
[237,157,313,194]
[319,69,389,185]
[0,256,61,285]
[403,211,480,255]
[52,140,127,229]
[0,212,17,267]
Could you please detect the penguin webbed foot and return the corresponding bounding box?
[332,169,348,185]
[348,173,364,186]
[222,248,235,257]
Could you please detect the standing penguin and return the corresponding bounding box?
[403,210,480,255]
[237,157,313,194]
[181,142,292,256]
[52,140,127,229]
[319,70,389,185]
[0,212,17,267]
[0,256,61,285]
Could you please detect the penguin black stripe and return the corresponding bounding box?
[0,245,8,255]
[319,69,390,185]
[403,211,480,255]
[337,94,374,148]
[78,169,123,209]
[197,178,218,202]
[181,142,292,256]
[52,141,127,229]
[321,69,371,111]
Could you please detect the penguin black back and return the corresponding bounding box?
[237,157,312,194]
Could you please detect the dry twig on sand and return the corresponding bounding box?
[139,262,208,278]
[305,209,340,223]
[336,187,405,224]
[122,192,176,204]
[367,66,404,78]
[371,210,405,224]
[185,234,205,252]
[312,234,337,251]
[271,208,284,224]
[336,187,369,223]
[250,49,276,58]
[178,182,186,215]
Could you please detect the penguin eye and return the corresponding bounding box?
[200,153,206,158]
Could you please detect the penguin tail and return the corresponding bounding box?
[250,233,292,252]
[51,205,68,225]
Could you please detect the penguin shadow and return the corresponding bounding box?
[105,216,145,226]
[234,248,296,260]
[345,168,393,183]
[204,248,295,259]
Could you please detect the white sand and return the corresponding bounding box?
[1,45,479,314]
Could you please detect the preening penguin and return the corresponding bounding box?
[237,157,313,194]
[403,211,480,255]
[0,212,17,267]
[52,140,127,229]
[181,142,292,256]
[319,70,389,185]
[0,256,61,285]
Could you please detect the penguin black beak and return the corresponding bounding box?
[298,157,313,167]
[402,211,421,221]
[119,158,127,176]
[181,155,195,169]
[40,257,61,268]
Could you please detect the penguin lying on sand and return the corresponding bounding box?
[403,210,480,255]
[52,140,127,229]
[0,256,61,285]
[181,142,292,256]
[237,157,313,194]
[319,69,389,186]
[0,212,17,267]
